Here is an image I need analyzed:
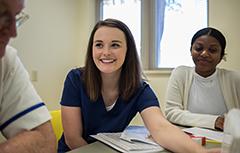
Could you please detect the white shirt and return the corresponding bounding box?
[165,66,240,129]
[0,46,51,138]
[188,70,227,115]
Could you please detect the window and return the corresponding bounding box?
[98,0,208,69]
[99,0,141,55]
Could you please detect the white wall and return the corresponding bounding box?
[209,0,240,71]
[10,0,91,110]
[10,0,240,112]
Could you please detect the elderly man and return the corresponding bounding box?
[0,0,56,152]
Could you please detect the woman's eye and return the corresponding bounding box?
[95,43,103,48]
[111,43,120,48]
[208,48,218,53]
[194,46,204,52]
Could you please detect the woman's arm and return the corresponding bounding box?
[141,106,220,153]
[61,106,87,150]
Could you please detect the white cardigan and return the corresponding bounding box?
[165,66,240,129]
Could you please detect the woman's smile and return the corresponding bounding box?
[99,58,116,64]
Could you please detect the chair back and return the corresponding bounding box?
[50,110,63,141]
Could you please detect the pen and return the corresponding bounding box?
[206,139,222,144]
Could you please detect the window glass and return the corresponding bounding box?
[157,0,208,67]
[99,0,208,69]
[101,0,141,55]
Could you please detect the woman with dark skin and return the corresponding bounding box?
[166,27,240,131]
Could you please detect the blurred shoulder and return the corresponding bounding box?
[67,67,83,76]
[171,65,193,76]
[1,46,19,75]
[2,46,18,63]
[218,68,240,80]
[65,67,84,84]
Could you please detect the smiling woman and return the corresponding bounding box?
[165,27,240,132]
[57,18,146,153]
[190,28,225,77]
[92,26,127,75]
[57,18,219,153]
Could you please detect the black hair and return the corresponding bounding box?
[191,27,226,59]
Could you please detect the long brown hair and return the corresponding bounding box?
[83,18,143,101]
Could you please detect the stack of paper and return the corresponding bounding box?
[91,126,163,153]
[182,127,229,143]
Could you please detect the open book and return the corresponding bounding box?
[91,126,163,153]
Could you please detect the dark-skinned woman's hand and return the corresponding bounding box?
[214,116,224,131]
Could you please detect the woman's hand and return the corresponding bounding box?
[214,116,224,131]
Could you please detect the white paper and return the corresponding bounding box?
[120,125,158,146]
[182,127,232,144]
[91,131,163,153]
